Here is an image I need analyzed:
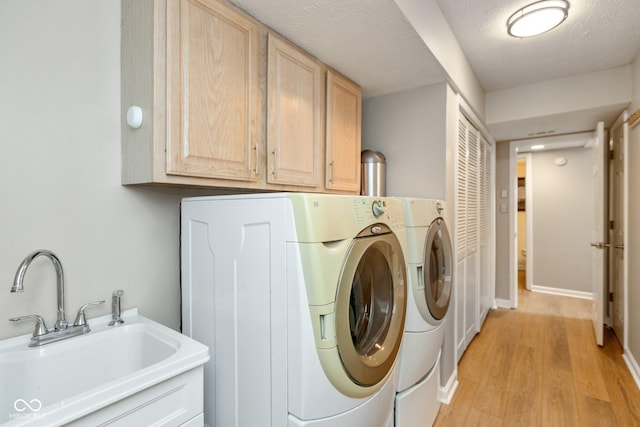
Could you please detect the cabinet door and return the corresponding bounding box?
[165,0,260,181]
[325,70,361,193]
[267,33,323,187]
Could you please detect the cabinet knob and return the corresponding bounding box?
[126,106,143,129]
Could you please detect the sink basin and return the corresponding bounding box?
[0,309,209,426]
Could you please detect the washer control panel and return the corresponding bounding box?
[372,200,385,217]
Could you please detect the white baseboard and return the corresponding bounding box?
[623,348,640,390]
[530,285,593,300]
[495,298,514,309]
[439,372,458,405]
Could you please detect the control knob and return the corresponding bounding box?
[372,200,385,217]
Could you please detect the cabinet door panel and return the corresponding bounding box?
[166,0,259,181]
[267,34,322,187]
[325,70,361,193]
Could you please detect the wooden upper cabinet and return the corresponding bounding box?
[166,0,260,181]
[325,70,362,193]
[121,0,361,193]
[267,33,323,188]
[121,0,260,186]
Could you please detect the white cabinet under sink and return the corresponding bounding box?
[68,368,205,426]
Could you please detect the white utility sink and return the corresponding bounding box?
[0,309,209,426]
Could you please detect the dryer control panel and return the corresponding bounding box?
[352,197,404,231]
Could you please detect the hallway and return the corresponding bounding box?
[434,290,640,426]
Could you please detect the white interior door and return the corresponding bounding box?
[591,121,607,346]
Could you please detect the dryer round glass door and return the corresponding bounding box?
[335,225,407,387]
[424,218,452,320]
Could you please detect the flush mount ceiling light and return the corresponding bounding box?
[507,0,569,38]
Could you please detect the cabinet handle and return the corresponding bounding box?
[252,145,258,176]
[271,151,276,176]
[329,161,334,183]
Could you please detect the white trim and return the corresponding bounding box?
[452,103,462,365]
[438,372,459,404]
[530,285,593,300]
[514,132,593,152]
[622,349,640,390]
[495,298,514,309]
[508,141,519,309]
[622,111,630,350]
[457,95,496,146]
[608,110,628,348]
[524,153,533,291]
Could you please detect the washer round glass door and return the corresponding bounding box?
[335,224,407,387]
[424,218,452,320]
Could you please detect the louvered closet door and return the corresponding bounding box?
[464,121,479,352]
[455,117,468,359]
[455,113,493,361]
[479,136,494,323]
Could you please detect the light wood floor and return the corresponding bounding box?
[433,288,640,426]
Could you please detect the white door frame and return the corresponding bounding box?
[516,153,533,291]
[506,133,594,308]
[507,140,533,308]
[610,110,629,348]
[590,121,607,346]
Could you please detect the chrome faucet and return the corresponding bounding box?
[9,249,105,347]
[11,249,68,330]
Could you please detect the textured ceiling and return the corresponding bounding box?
[226,0,640,140]
[228,0,446,98]
[436,0,640,92]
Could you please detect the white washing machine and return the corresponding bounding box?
[181,193,408,427]
[394,198,453,427]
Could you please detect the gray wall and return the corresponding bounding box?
[530,148,593,293]
[494,142,511,301]
[362,83,447,200]
[0,0,214,340]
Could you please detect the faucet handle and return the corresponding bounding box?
[9,314,49,337]
[73,300,105,328]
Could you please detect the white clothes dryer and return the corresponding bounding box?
[181,193,408,427]
[394,198,453,427]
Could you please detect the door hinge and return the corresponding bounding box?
[610,220,615,230]
[609,292,614,302]
[609,150,615,161]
